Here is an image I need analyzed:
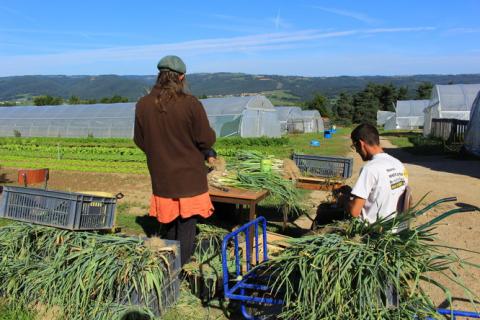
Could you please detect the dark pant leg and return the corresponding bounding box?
[164,219,177,241]
[177,216,198,266]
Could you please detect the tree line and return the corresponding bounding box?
[305,82,433,125]
[31,95,130,106]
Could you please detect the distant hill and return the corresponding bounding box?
[1,73,480,104]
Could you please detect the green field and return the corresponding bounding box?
[0,129,351,174]
[0,130,353,319]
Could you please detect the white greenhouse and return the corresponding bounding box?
[464,91,480,157]
[275,106,305,134]
[384,100,429,130]
[377,111,395,126]
[300,110,325,133]
[200,95,281,138]
[0,95,284,138]
[0,103,136,138]
[423,84,480,136]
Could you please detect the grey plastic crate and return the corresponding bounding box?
[0,186,116,230]
[119,239,181,317]
[293,153,353,179]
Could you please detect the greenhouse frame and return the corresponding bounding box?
[423,84,480,136]
[377,111,395,126]
[201,95,281,138]
[275,106,305,134]
[464,91,480,157]
[383,100,429,130]
[0,103,136,138]
[300,110,324,133]
[0,95,284,138]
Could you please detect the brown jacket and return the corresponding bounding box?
[134,86,216,198]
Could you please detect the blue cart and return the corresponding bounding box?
[222,215,479,319]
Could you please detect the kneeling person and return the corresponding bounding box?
[347,123,408,224]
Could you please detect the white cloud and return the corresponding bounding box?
[0,27,436,76]
[311,6,379,25]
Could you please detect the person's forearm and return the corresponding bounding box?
[348,197,365,218]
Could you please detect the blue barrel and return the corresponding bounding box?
[310,139,320,147]
[324,130,332,139]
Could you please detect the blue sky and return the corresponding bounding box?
[1,0,479,77]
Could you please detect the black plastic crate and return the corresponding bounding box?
[0,186,116,230]
[119,239,181,317]
[293,153,353,179]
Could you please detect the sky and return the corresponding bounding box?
[0,0,479,77]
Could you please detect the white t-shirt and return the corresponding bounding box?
[351,153,408,224]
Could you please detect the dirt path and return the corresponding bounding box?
[380,138,480,310]
[303,136,480,310]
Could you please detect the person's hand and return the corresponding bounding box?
[207,157,216,166]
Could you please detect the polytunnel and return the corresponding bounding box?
[0,103,136,138]
[423,84,480,136]
[275,106,304,134]
[300,110,324,133]
[383,100,429,130]
[464,91,480,157]
[377,111,395,126]
[0,95,282,138]
[200,95,281,138]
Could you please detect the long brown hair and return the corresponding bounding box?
[154,70,187,111]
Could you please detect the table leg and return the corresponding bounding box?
[248,201,256,265]
[238,204,243,224]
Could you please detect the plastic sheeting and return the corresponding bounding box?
[464,92,480,157]
[384,115,398,130]
[275,106,304,134]
[0,95,282,138]
[301,110,324,133]
[0,103,135,138]
[423,84,480,136]
[201,95,281,138]
[384,100,429,130]
[377,111,395,126]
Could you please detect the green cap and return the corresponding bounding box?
[157,55,186,74]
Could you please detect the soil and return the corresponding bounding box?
[299,136,480,310]
[1,136,479,312]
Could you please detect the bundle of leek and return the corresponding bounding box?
[263,199,480,319]
[0,223,175,319]
[208,151,302,215]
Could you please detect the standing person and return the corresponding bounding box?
[347,123,408,224]
[134,55,216,266]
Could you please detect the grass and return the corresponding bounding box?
[380,130,446,155]
[0,301,34,320]
[0,218,12,228]
[0,282,230,320]
[260,90,302,106]
[115,202,151,235]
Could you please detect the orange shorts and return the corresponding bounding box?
[149,192,214,224]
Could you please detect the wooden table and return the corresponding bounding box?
[209,187,268,263]
[209,187,268,223]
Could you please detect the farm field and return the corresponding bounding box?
[0,131,350,174]
[1,129,480,319]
